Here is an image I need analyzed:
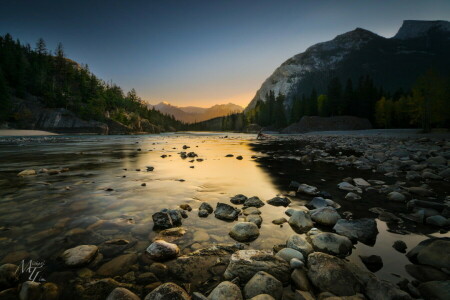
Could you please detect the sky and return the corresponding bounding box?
[1,0,450,108]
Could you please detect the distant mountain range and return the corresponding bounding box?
[148,102,243,123]
[246,20,450,111]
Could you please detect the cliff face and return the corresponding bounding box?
[246,20,450,111]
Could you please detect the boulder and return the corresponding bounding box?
[407,238,450,270]
[275,248,304,263]
[61,245,98,267]
[333,218,378,245]
[249,295,275,300]
[229,222,260,242]
[286,234,314,257]
[245,215,263,227]
[208,281,243,300]
[144,282,189,300]
[288,211,313,233]
[106,287,140,300]
[310,232,353,257]
[267,197,291,207]
[244,271,283,300]
[214,203,240,221]
[291,268,311,291]
[405,264,450,282]
[365,277,412,300]
[146,240,180,261]
[224,250,290,284]
[418,280,450,300]
[297,184,319,196]
[426,215,448,227]
[244,197,265,208]
[230,194,247,205]
[152,209,183,229]
[310,207,341,226]
[199,202,214,213]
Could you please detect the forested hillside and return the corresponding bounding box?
[0,34,183,133]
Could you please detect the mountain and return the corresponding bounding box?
[149,102,243,123]
[246,20,450,111]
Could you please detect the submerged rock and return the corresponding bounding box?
[229,222,260,242]
[333,218,378,245]
[224,250,290,284]
[244,271,283,300]
[152,209,183,230]
[214,203,240,221]
[297,184,319,196]
[61,245,98,267]
[97,253,138,276]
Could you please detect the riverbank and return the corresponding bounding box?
[0,132,448,299]
[0,129,59,136]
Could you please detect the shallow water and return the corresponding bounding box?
[0,132,448,285]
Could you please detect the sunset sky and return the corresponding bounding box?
[2,0,450,107]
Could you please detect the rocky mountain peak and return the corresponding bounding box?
[393,20,450,40]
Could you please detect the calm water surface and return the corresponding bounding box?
[0,132,447,284]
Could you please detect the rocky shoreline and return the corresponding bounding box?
[0,133,449,300]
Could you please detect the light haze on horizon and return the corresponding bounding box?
[1,0,450,108]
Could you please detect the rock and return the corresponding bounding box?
[0,264,19,288]
[192,292,209,300]
[288,211,314,233]
[407,199,446,211]
[310,232,353,257]
[422,171,442,180]
[297,184,319,196]
[97,253,138,276]
[387,192,406,202]
[291,268,311,291]
[244,196,265,208]
[243,207,261,215]
[61,245,98,267]
[405,264,450,282]
[292,290,315,300]
[155,227,186,242]
[307,197,329,209]
[286,234,314,257]
[345,192,361,201]
[152,209,183,229]
[310,207,341,226]
[106,287,140,300]
[407,187,434,197]
[19,281,41,300]
[224,250,290,284]
[337,182,361,193]
[307,252,365,296]
[333,218,378,245]
[267,197,291,207]
[426,215,448,227]
[229,222,260,242]
[179,204,192,211]
[146,240,180,261]
[426,156,446,165]
[359,255,383,272]
[41,282,59,300]
[193,230,210,242]
[418,280,450,300]
[244,271,283,300]
[208,281,243,300]
[272,218,287,225]
[353,178,370,187]
[245,215,263,227]
[439,168,450,179]
[365,277,412,300]
[214,203,240,221]
[290,258,304,269]
[230,194,247,205]
[407,238,450,270]
[249,295,275,300]
[17,169,36,176]
[144,282,189,300]
[275,248,304,262]
[198,210,209,218]
[393,240,407,253]
[236,156,243,160]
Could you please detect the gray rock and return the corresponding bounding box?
[387,191,406,202]
[365,277,412,300]
[345,192,361,201]
[61,245,98,267]
[248,295,275,300]
[199,202,213,213]
[286,234,314,257]
[214,203,240,221]
[426,156,446,165]
[288,211,313,233]
[333,218,378,245]
[106,287,140,300]
[144,282,189,300]
[245,215,263,227]
[224,250,290,284]
[426,215,448,227]
[198,210,209,218]
[208,281,243,300]
[244,271,283,300]
[291,268,311,291]
[244,196,265,208]
[337,182,361,193]
[418,280,450,300]
[310,232,353,257]
[272,218,287,225]
[230,194,247,204]
[353,178,370,187]
[422,171,442,180]
[310,207,341,226]
[146,240,180,261]
[229,222,260,242]
[152,209,183,229]
[267,197,291,207]
[407,238,450,270]
[290,258,304,269]
[297,184,319,196]
[307,197,329,209]
[275,248,304,262]
[243,207,261,215]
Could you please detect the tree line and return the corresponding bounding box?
[0,34,184,131]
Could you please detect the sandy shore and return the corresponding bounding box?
[0,129,58,136]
